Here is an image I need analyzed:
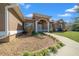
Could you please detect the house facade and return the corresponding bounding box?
[24,13,66,33]
[0,3,66,42]
[0,3,24,42]
[24,13,51,32]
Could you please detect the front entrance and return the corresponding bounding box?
[37,20,48,32]
[38,24,42,32]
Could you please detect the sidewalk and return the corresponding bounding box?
[45,33,79,56]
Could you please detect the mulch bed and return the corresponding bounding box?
[0,34,55,56]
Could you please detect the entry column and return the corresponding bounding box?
[48,22,50,32]
[35,21,38,32]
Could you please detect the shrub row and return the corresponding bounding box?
[23,49,49,56]
[23,33,64,56]
[23,41,64,56]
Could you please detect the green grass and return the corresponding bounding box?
[54,31,79,43]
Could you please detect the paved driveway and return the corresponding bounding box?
[45,33,79,56]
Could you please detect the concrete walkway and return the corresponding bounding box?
[45,33,79,56]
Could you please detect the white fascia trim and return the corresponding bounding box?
[9,30,23,36]
[5,7,9,36]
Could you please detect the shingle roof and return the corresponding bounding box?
[33,13,52,19]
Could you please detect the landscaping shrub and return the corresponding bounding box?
[33,51,43,56]
[48,46,57,54]
[39,32,45,35]
[41,49,49,56]
[47,35,57,41]
[33,49,49,56]
[32,31,45,36]
[23,49,49,56]
[58,42,64,47]
[23,52,33,56]
[32,31,38,35]
[49,29,52,32]
[56,44,61,49]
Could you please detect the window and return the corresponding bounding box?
[24,23,33,27]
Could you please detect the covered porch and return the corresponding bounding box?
[35,19,50,32]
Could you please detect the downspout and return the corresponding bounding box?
[5,6,9,36]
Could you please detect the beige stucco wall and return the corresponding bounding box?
[0,4,7,31]
[8,9,23,32]
[0,3,24,42]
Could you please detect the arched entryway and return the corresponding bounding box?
[35,19,49,32]
[37,20,48,32]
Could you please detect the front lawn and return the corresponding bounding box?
[54,31,79,43]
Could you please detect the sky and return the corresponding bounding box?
[19,3,79,22]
